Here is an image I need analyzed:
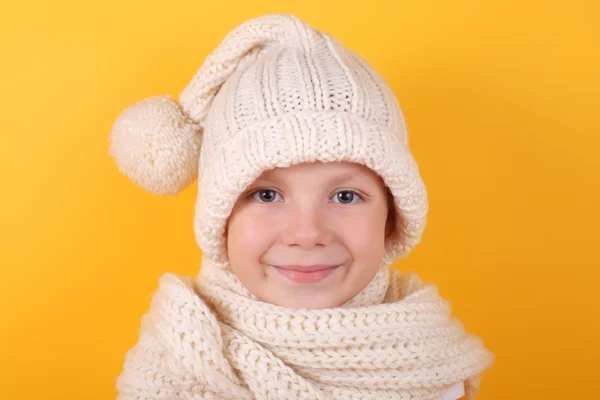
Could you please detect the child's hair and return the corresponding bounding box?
[222,180,401,250]
[385,187,400,244]
[111,15,495,400]
[108,13,428,266]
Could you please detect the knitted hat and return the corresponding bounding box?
[108,13,429,267]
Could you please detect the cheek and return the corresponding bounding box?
[226,212,271,265]
[338,210,387,260]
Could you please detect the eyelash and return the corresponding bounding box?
[247,189,365,204]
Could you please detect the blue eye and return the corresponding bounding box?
[250,189,281,203]
[248,189,363,204]
[331,190,362,204]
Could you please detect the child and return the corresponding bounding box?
[108,13,495,400]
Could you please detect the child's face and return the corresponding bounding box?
[225,161,391,309]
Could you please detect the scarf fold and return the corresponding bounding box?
[116,259,494,400]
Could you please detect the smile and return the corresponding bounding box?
[270,265,340,284]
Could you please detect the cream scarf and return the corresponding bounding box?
[116,258,495,400]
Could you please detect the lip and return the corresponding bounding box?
[270,264,340,284]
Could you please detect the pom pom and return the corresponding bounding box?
[108,95,202,196]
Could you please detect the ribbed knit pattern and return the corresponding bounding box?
[116,257,495,400]
[109,13,496,399]
[108,13,428,265]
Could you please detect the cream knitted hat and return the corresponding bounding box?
[108,13,429,266]
[112,15,497,398]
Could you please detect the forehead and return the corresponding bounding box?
[255,161,384,185]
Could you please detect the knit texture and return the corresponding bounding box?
[116,257,494,400]
[109,13,496,399]
[108,13,428,266]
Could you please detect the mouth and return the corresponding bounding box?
[270,264,341,284]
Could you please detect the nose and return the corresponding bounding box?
[280,204,332,249]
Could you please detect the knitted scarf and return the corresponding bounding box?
[116,258,494,400]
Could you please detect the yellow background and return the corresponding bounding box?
[1,1,598,399]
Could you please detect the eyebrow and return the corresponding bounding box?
[327,171,364,186]
[256,170,368,186]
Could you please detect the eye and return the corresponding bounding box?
[249,189,282,203]
[248,189,363,204]
[331,190,363,204]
